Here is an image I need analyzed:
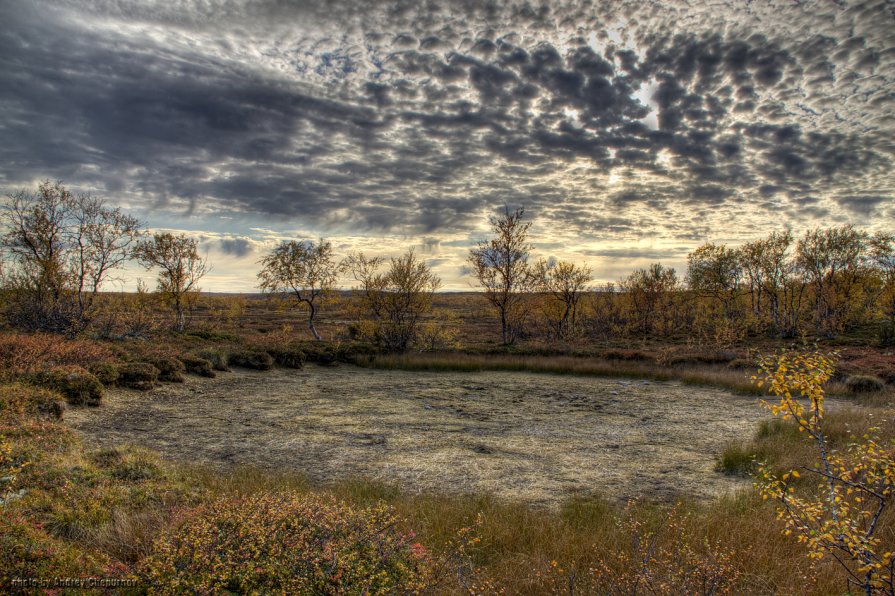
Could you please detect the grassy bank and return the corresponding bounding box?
[0,381,866,593]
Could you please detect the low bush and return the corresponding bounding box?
[90,447,163,482]
[839,352,895,385]
[879,321,895,348]
[140,492,432,594]
[0,510,107,585]
[185,329,238,342]
[147,357,186,383]
[0,383,65,423]
[266,347,305,369]
[179,355,216,378]
[229,350,274,371]
[117,363,159,391]
[88,362,120,386]
[24,366,103,407]
[197,348,230,372]
[667,349,739,366]
[716,442,760,476]
[0,333,113,378]
[302,343,346,366]
[845,375,885,393]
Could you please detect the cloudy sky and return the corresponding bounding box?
[1,0,893,291]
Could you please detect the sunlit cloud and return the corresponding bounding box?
[1,0,892,291]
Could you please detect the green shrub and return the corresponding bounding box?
[266,347,305,369]
[147,357,186,383]
[879,321,895,348]
[229,350,274,371]
[88,362,119,386]
[0,509,107,584]
[845,375,885,393]
[140,492,432,594]
[117,363,159,391]
[302,344,344,366]
[90,447,163,482]
[179,355,216,378]
[0,383,65,423]
[24,366,103,407]
[185,328,239,342]
[197,348,230,372]
[716,442,760,476]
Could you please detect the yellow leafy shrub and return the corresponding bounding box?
[755,351,895,593]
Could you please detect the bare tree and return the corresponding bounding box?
[345,249,441,352]
[468,207,532,345]
[0,180,142,333]
[134,233,208,332]
[534,258,592,339]
[258,239,342,341]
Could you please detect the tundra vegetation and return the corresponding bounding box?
[0,183,893,593]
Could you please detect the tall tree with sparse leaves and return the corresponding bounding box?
[534,258,592,339]
[468,207,533,345]
[346,249,441,352]
[134,233,208,332]
[0,180,142,334]
[258,239,342,341]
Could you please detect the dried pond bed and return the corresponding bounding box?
[66,365,768,506]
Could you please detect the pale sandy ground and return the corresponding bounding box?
[66,365,770,507]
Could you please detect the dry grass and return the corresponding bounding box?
[364,351,766,395]
[66,366,762,505]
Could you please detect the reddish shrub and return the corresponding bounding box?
[0,510,107,584]
[839,351,895,385]
[141,492,432,594]
[0,333,113,377]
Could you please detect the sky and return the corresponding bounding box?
[1,0,893,291]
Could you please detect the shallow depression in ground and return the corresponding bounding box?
[66,366,768,506]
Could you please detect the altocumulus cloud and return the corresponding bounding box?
[0,0,893,289]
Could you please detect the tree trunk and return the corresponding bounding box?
[175,296,185,332]
[500,308,508,345]
[308,302,322,341]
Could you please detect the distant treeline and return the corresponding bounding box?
[582,226,895,344]
[1,183,892,349]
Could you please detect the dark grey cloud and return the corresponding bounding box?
[835,195,889,216]
[218,238,254,258]
[582,247,690,260]
[0,0,892,246]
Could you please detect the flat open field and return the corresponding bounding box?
[66,366,773,506]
